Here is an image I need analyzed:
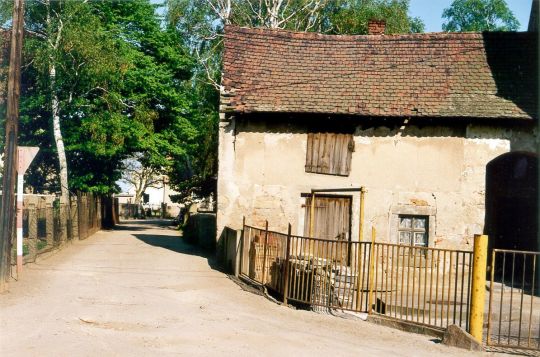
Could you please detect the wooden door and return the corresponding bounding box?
[304,195,352,263]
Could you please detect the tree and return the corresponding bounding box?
[323,0,425,35]
[120,153,163,203]
[89,0,196,192]
[442,0,520,32]
[21,0,127,197]
[7,0,196,197]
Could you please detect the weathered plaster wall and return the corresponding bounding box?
[217,117,537,249]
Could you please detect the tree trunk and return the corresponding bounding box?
[45,0,75,240]
[46,0,69,201]
[135,185,144,204]
[50,64,70,200]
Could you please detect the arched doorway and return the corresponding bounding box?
[485,151,538,252]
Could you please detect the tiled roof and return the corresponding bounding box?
[222,26,537,120]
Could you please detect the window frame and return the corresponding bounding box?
[398,214,429,247]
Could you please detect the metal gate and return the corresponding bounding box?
[486,249,540,351]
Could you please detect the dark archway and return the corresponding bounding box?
[485,151,538,253]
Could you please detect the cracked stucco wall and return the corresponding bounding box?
[217,117,537,249]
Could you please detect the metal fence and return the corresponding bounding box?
[487,249,540,351]
[239,222,473,331]
[370,243,473,330]
[13,193,102,265]
[241,225,292,295]
[284,236,371,312]
[239,221,540,353]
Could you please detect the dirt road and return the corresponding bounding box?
[1,220,490,356]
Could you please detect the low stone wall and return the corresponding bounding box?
[217,226,241,275]
[183,213,217,251]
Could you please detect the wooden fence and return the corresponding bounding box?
[13,193,102,265]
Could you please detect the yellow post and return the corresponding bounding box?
[367,226,376,314]
[282,223,292,304]
[355,187,367,309]
[470,234,488,343]
[358,187,366,242]
[309,192,316,238]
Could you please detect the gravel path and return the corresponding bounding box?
[0,220,496,356]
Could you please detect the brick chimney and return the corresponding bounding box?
[368,19,386,35]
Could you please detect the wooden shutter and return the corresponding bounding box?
[305,133,354,176]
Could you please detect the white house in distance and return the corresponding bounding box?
[116,177,182,218]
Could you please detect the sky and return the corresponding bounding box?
[409,0,533,32]
[153,0,534,32]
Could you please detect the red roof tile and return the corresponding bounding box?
[222,26,537,120]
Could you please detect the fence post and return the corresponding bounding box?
[358,187,366,242]
[45,202,53,246]
[97,196,102,229]
[282,223,292,305]
[28,205,37,262]
[60,200,67,244]
[239,216,246,276]
[355,242,363,311]
[71,197,79,240]
[309,192,315,238]
[234,228,242,277]
[486,249,496,345]
[355,187,367,310]
[367,226,376,314]
[262,220,269,285]
[77,193,83,240]
[470,234,488,343]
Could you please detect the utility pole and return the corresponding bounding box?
[0,0,25,291]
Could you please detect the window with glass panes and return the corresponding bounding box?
[398,215,428,247]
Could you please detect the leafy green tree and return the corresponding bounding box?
[3,0,196,196]
[169,0,423,36]
[442,0,520,32]
[92,0,195,187]
[21,0,131,196]
[323,0,425,35]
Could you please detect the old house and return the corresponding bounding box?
[218,22,537,250]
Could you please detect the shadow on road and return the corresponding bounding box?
[109,224,148,232]
[112,219,174,232]
[133,232,220,271]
